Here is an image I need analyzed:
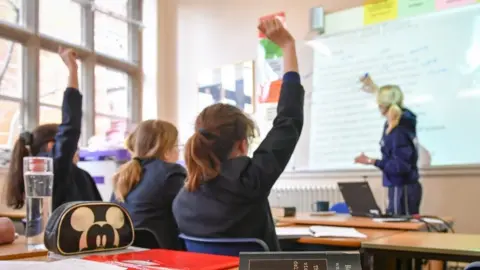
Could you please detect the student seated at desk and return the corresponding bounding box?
[111,120,185,250]
[6,47,101,211]
[172,18,304,251]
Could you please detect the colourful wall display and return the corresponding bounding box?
[364,0,478,25]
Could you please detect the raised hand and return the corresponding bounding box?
[58,46,78,71]
[360,73,377,93]
[258,17,294,49]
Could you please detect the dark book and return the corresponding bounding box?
[239,251,361,270]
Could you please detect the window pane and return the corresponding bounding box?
[0,38,21,98]
[95,115,127,143]
[39,106,61,125]
[95,66,128,117]
[0,0,21,25]
[95,0,127,17]
[40,50,81,106]
[0,100,20,146]
[39,0,81,43]
[95,12,128,59]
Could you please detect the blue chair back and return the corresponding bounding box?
[179,234,269,256]
[330,202,350,214]
[465,262,480,270]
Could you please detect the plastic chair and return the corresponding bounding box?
[330,202,350,214]
[465,262,480,270]
[133,228,161,249]
[179,234,269,256]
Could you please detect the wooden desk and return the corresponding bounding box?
[297,228,403,248]
[0,210,25,220]
[280,213,453,231]
[0,236,48,260]
[362,232,480,269]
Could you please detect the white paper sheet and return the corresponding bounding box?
[0,261,45,270]
[275,227,313,239]
[310,226,367,238]
[24,259,126,270]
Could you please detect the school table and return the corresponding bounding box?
[0,210,25,220]
[362,231,480,269]
[0,236,48,260]
[279,213,454,231]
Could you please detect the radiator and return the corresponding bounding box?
[268,185,344,212]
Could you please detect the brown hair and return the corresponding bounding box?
[184,103,256,192]
[6,124,59,209]
[112,120,178,202]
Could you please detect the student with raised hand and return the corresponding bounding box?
[6,47,101,211]
[173,17,304,251]
[355,74,422,215]
[111,120,186,250]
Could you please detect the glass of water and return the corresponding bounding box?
[23,157,54,250]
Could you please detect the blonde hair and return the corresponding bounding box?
[376,85,404,134]
[113,120,178,202]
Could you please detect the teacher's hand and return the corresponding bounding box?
[359,73,377,94]
[354,152,374,165]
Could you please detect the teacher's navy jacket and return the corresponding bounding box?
[172,72,304,251]
[375,108,419,187]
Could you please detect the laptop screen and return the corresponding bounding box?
[338,182,382,216]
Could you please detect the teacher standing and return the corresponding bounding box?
[354,74,422,216]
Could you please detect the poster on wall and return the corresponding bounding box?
[196,60,255,114]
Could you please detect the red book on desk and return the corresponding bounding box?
[83,249,239,270]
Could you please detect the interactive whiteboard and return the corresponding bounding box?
[304,5,480,171]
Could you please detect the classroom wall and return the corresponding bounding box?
[172,0,480,234]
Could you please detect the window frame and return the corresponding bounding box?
[0,0,143,146]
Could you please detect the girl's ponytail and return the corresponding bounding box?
[386,103,402,134]
[6,133,31,209]
[112,159,143,202]
[184,132,221,192]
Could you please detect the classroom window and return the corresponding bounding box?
[0,0,21,25]
[0,0,142,146]
[95,66,128,117]
[94,8,128,60]
[39,106,62,126]
[0,100,21,146]
[94,115,128,142]
[39,0,81,44]
[95,0,128,17]
[0,39,22,99]
[40,50,82,107]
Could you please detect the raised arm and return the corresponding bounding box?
[52,47,82,209]
[246,18,304,197]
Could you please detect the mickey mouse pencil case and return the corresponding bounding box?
[44,201,135,255]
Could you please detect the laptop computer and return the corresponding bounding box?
[337,182,410,220]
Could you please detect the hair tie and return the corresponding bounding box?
[19,131,33,146]
[197,128,217,140]
[133,157,142,163]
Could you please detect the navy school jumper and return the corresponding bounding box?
[172,72,304,251]
[46,87,102,211]
[374,108,422,215]
[111,159,186,250]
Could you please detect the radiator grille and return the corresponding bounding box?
[268,185,344,212]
